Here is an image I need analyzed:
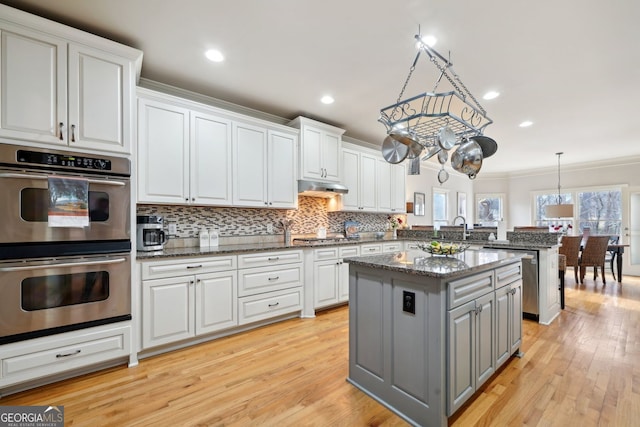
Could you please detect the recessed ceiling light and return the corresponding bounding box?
[519,121,533,127]
[416,35,437,48]
[205,49,224,62]
[321,95,334,105]
[483,91,500,100]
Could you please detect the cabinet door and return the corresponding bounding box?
[376,159,392,212]
[190,111,233,205]
[341,149,360,210]
[509,280,523,354]
[142,276,195,349]
[339,246,359,302]
[232,121,267,207]
[314,260,340,308]
[447,300,476,415]
[359,153,377,212]
[137,98,190,204]
[68,43,132,153]
[0,26,66,145]
[494,285,511,367]
[300,125,323,180]
[267,130,297,208]
[322,131,341,182]
[195,271,237,335]
[475,292,495,388]
[390,163,406,213]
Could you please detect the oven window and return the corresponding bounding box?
[21,189,110,222]
[21,272,110,311]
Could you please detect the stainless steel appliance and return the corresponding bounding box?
[137,215,166,251]
[0,144,132,344]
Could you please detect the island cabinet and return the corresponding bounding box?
[140,256,238,350]
[0,6,142,154]
[346,249,523,427]
[288,116,344,183]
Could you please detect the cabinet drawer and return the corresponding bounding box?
[238,250,303,269]
[447,271,494,309]
[238,288,302,325]
[238,264,303,296]
[382,242,402,253]
[314,247,339,261]
[339,246,360,258]
[495,262,522,289]
[141,256,237,280]
[360,243,382,255]
[0,324,130,384]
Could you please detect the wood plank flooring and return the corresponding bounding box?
[2,270,640,426]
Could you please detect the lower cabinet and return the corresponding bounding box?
[312,245,359,309]
[140,256,238,350]
[0,322,131,392]
[495,263,523,367]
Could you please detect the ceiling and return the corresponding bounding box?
[2,0,639,174]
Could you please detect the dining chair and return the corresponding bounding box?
[558,254,566,309]
[559,235,581,284]
[578,235,611,284]
[605,236,619,281]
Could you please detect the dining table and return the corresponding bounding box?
[607,244,630,283]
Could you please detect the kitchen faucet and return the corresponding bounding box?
[453,215,470,240]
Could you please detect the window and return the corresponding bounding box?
[475,193,504,226]
[432,188,448,228]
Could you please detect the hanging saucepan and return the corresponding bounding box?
[405,139,424,160]
[389,128,419,147]
[451,139,483,177]
[381,135,409,164]
[437,126,456,150]
[470,135,498,158]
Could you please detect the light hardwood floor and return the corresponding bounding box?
[2,270,640,426]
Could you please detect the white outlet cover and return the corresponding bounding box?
[168,223,177,234]
[267,224,273,233]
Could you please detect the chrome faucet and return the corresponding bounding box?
[453,215,470,240]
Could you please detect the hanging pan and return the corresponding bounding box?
[470,135,498,158]
[381,135,409,164]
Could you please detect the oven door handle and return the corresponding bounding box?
[0,172,126,186]
[0,257,127,272]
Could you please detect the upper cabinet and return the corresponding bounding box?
[288,116,345,183]
[0,6,142,154]
[341,148,377,212]
[377,159,406,213]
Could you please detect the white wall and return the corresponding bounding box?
[474,157,640,229]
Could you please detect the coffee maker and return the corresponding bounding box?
[136,215,166,251]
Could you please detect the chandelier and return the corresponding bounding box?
[379,34,497,184]
[545,152,574,218]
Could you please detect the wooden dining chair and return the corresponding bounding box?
[605,236,619,281]
[558,254,566,309]
[578,235,611,284]
[559,235,581,284]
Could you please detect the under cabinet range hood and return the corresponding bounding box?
[298,180,348,198]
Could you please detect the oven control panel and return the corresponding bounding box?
[17,150,112,170]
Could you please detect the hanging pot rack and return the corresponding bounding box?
[378,34,496,182]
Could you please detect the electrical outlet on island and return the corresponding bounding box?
[267,223,273,234]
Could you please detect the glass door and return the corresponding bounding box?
[623,187,640,276]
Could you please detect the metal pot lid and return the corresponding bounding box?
[381,135,409,164]
[438,167,449,184]
[470,135,498,158]
[437,149,448,164]
[437,126,456,150]
[389,128,419,147]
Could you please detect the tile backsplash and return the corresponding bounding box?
[137,196,404,238]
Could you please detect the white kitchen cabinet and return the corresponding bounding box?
[237,250,303,324]
[340,148,377,212]
[232,122,298,208]
[382,242,403,253]
[338,246,359,301]
[360,243,383,255]
[140,256,238,350]
[0,322,131,391]
[137,90,233,206]
[0,17,140,154]
[310,246,359,310]
[376,160,406,213]
[495,263,523,367]
[288,116,344,183]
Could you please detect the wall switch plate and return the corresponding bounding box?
[403,290,416,314]
[267,223,273,233]
[168,223,177,235]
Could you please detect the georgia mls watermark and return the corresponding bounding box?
[0,406,64,427]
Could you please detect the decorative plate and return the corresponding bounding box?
[415,241,470,256]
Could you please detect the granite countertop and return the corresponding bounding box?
[344,248,524,279]
[135,236,402,260]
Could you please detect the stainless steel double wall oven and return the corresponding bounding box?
[0,144,132,344]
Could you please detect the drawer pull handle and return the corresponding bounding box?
[268,257,280,261]
[268,276,280,281]
[186,265,203,269]
[268,302,280,307]
[56,349,81,358]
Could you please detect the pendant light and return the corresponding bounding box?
[545,152,574,218]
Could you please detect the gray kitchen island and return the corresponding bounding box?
[344,249,524,427]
